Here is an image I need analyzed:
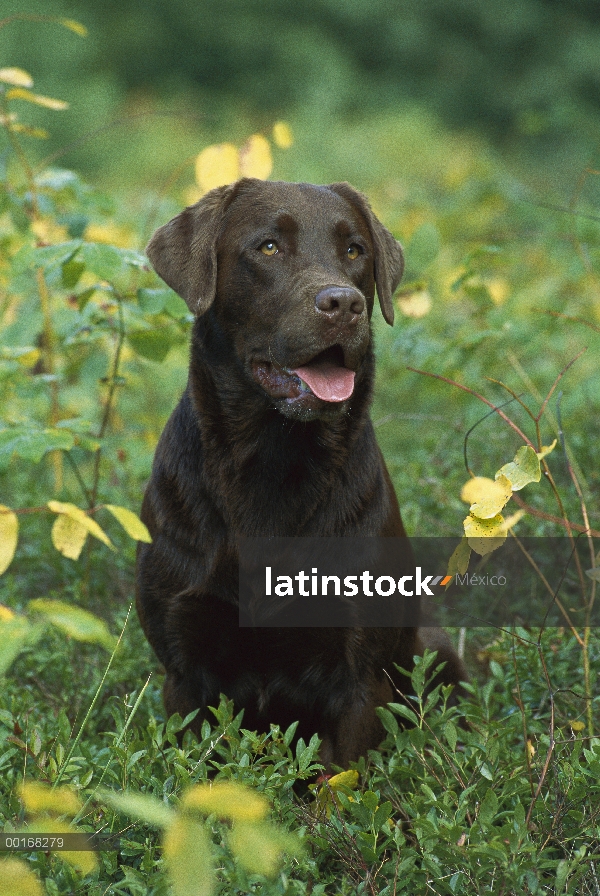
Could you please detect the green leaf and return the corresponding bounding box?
[75,287,97,311]
[496,446,541,491]
[478,788,498,826]
[104,505,152,543]
[228,820,302,876]
[163,816,213,896]
[406,223,441,273]
[81,243,131,282]
[446,536,471,579]
[387,702,419,725]
[376,706,399,736]
[28,599,117,650]
[137,288,168,314]
[164,291,190,319]
[28,241,82,272]
[444,720,458,752]
[127,329,175,362]
[0,615,44,677]
[100,789,176,828]
[61,258,85,289]
[0,427,74,469]
[555,859,570,893]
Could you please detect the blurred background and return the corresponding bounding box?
[2,0,600,193]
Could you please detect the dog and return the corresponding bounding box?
[136,178,466,769]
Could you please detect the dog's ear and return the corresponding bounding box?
[146,182,240,315]
[327,182,404,326]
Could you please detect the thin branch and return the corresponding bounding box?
[534,308,600,334]
[462,394,524,476]
[90,296,126,509]
[536,349,587,423]
[406,368,535,447]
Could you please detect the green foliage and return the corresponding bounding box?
[0,29,599,896]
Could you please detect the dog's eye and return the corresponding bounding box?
[347,244,361,260]
[260,241,279,256]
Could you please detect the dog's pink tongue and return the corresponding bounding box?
[292,362,355,402]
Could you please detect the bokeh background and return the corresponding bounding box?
[3,0,600,190]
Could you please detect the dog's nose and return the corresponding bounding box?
[315,286,365,320]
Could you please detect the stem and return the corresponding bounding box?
[53,605,132,788]
[74,671,152,824]
[90,296,126,510]
[36,267,62,492]
[0,93,39,219]
[556,397,596,737]
[406,367,535,447]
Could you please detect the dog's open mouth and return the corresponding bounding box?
[252,345,355,404]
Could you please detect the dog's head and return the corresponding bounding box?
[147,179,404,421]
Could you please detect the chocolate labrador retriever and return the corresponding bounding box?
[136,178,465,768]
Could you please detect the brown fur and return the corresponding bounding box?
[136,178,466,769]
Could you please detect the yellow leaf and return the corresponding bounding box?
[464,513,507,556]
[31,218,68,243]
[239,134,273,180]
[446,537,471,578]
[60,18,88,37]
[228,820,299,877]
[195,143,239,192]
[163,815,213,896]
[0,505,18,575]
[5,88,68,110]
[104,505,152,543]
[537,439,557,460]
[272,121,294,148]
[11,123,49,139]
[469,474,512,519]
[486,277,509,305]
[527,739,535,759]
[84,222,134,247]
[14,348,41,367]
[327,769,359,791]
[181,781,269,821]
[48,501,113,550]
[0,604,15,621]
[16,819,97,876]
[51,514,87,560]
[496,445,541,491]
[20,781,81,816]
[460,477,495,504]
[396,288,432,318]
[0,858,43,896]
[0,67,33,88]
